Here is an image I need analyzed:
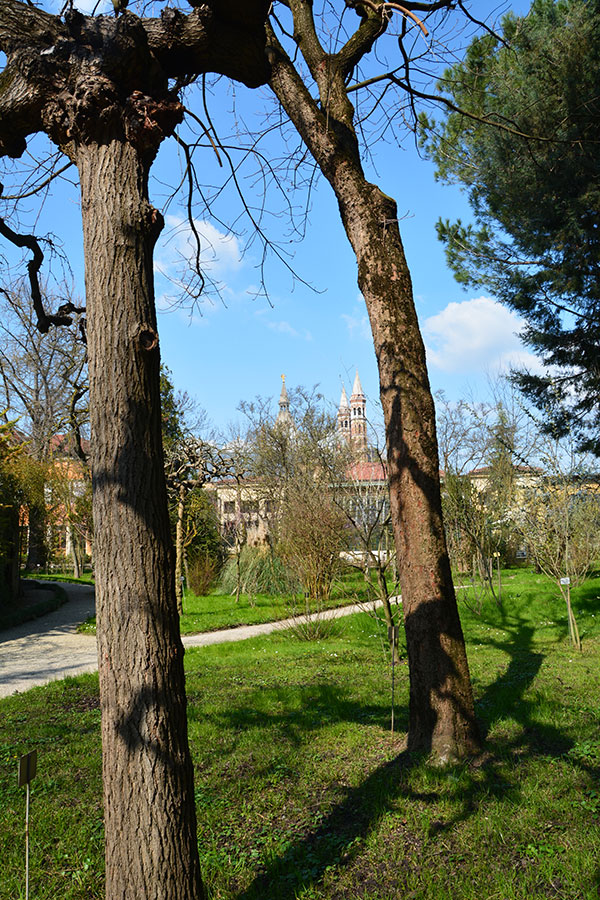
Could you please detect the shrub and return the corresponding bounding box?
[187,551,221,596]
[217,546,299,597]
[284,593,340,640]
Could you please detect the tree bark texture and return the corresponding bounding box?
[341,179,480,761]
[0,3,273,893]
[267,25,480,762]
[78,140,204,900]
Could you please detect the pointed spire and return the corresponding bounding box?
[278,375,290,418]
[349,370,367,455]
[338,384,350,412]
[351,369,365,400]
[279,373,289,410]
[276,374,295,432]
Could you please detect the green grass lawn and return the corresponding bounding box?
[178,570,379,635]
[22,572,95,585]
[1,568,599,899]
[77,568,383,636]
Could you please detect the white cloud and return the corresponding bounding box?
[423,296,542,376]
[267,320,313,341]
[342,295,371,341]
[268,320,299,337]
[155,216,243,285]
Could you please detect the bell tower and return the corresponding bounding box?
[337,385,351,444]
[275,374,295,432]
[349,370,367,454]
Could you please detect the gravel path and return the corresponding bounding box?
[0,583,97,698]
[0,583,383,699]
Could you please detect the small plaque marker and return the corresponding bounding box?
[18,750,37,788]
[560,577,571,586]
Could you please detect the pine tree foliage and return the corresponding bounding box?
[421,0,600,452]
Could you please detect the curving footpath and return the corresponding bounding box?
[0,582,384,699]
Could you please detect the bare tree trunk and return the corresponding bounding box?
[235,531,243,603]
[25,501,47,572]
[77,139,205,900]
[184,545,190,587]
[175,484,185,614]
[267,28,480,762]
[341,182,480,760]
[70,529,82,579]
[372,563,401,665]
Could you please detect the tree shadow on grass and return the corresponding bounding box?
[234,747,434,900]
[189,680,402,746]
[230,613,582,900]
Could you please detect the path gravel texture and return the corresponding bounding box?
[0,583,384,699]
[0,583,97,698]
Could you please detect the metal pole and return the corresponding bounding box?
[391,629,395,735]
[497,554,502,605]
[25,782,30,900]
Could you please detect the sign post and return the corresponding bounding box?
[493,552,502,605]
[18,750,37,900]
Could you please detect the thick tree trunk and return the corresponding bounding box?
[338,177,480,761]
[77,140,205,900]
[267,30,481,762]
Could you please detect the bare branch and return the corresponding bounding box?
[0,216,77,332]
[171,131,206,298]
[199,74,316,299]
[335,6,389,80]
[387,74,565,141]
[0,161,73,201]
[286,0,328,76]
[456,0,509,47]
[352,0,429,37]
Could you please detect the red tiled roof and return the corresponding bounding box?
[49,433,90,457]
[347,460,387,482]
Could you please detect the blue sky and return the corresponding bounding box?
[152,125,539,434]
[3,0,535,435]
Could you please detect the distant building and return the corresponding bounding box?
[209,372,387,549]
[275,374,296,433]
[17,432,93,571]
[337,370,368,455]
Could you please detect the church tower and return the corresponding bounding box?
[349,370,367,454]
[275,374,295,432]
[337,385,351,444]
